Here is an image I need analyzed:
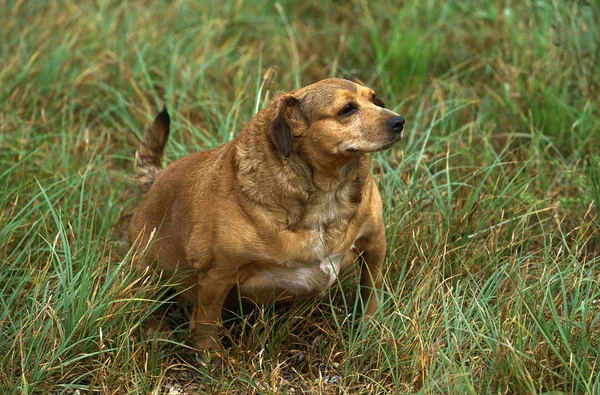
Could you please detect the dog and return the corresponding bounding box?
[129,78,405,350]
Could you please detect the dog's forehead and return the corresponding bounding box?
[297,78,361,96]
[294,78,372,114]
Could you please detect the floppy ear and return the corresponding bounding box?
[269,96,299,157]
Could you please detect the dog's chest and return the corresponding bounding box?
[241,219,360,301]
[239,187,363,301]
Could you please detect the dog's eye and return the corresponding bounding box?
[338,103,357,116]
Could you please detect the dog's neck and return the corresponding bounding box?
[234,109,367,230]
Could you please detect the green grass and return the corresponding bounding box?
[1,0,599,393]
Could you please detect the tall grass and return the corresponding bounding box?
[1,0,599,392]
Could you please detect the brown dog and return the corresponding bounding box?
[129,78,405,350]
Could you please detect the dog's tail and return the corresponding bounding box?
[134,106,170,192]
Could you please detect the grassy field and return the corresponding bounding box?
[1,0,600,393]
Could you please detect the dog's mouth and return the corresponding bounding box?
[342,134,402,154]
[376,135,402,151]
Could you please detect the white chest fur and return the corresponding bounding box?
[239,233,359,300]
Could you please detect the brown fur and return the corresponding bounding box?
[134,107,170,192]
[129,78,404,350]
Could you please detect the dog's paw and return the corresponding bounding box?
[144,315,172,339]
[194,335,223,352]
[194,347,228,371]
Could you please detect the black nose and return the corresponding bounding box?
[386,116,405,132]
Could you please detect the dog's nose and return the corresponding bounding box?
[386,116,405,133]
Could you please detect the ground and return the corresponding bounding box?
[1,1,599,393]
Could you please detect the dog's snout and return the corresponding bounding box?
[386,116,405,132]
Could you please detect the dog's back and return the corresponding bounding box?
[128,108,235,274]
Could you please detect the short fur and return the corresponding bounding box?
[129,78,405,349]
[134,106,170,192]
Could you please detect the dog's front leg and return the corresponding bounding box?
[190,266,236,350]
[355,224,386,317]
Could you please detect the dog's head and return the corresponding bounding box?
[268,78,404,162]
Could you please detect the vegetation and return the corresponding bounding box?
[1,0,599,393]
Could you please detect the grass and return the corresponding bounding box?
[1,0,599,393]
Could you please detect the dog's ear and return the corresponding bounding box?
[269,95,300,157]
[345,76,386,108]
[371,94,386,108]
[344,76,366,86]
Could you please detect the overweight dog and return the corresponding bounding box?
[129,78,405,350]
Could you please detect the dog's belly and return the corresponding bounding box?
[239,251,356,303]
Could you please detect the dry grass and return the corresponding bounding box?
[1,0,599,393]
